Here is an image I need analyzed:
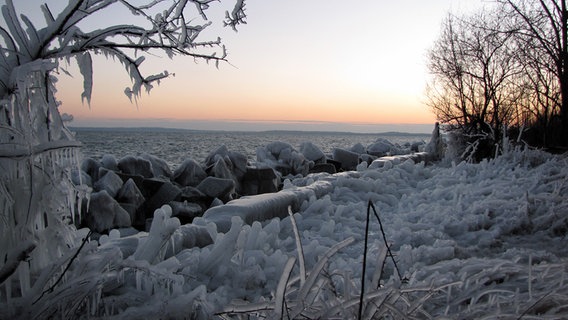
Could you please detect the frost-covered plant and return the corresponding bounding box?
[0,0,246,307]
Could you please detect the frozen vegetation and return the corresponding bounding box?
[1,139,567,319]
[0,0,566,318]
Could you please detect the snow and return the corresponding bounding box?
[1,144,567,318]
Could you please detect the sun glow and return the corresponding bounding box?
[51,0,480,132]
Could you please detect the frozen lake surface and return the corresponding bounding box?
[73,127,429,167]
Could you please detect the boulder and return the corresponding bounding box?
[169,200,203,224]
[93,170,124,198]
[196,176,235,203]
[210,157,233,180]
[172,159,207,187]
[309,163,337,174]
[81,157,101,182]
[141,153,172,178]
[138,181,182,225]
[350,143,366,154]
[100,154,118,171]
[300,142,326,163]
[367,138,395,156]
[242,167,279,195]
[118,155,153,178]
[71,169,92,187]
[85,190,131,233]
[116,178,145,210]
[179,186,209,203]
[359,154,377,165]
[228,151,248,180]
[204,145,231,167]
[332,148,359,171]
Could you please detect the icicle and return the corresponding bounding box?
[5,275,11,301]
[528,254,532,300]
[135,269,142,291]
[18,261,30,296]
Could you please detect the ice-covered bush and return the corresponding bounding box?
[0,0,246,313]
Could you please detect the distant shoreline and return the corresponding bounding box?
[70,126,431,137]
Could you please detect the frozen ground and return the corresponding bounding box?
[3,146,568,319]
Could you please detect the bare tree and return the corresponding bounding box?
[498,0,567,146]
[426,10,521,160]
[0,0,246,286]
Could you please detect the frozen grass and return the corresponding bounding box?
[1,146,567,319]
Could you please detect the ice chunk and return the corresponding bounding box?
[133,205,180,263]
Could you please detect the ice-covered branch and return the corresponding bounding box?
[0,0,247,100]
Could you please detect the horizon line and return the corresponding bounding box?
[66,118,436,134]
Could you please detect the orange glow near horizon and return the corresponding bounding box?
[51,0,480,132]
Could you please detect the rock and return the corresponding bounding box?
[93,170,124,198]
[138,181,182,225]
[118,155,153,178]
[169,200,203,224]
[85,191,131,233]
[242,167,279,195]
[300,142,326,163]
[258,142,310,176]
[141,177,171,198]
[172,159,207,187]
[141,153,172,178]
[119,203,138,225]
[116,178,145,210]
[71,169,92,187]
[265,141,294,158]
[309,163,337,174]
[326,159,342,172]
[204,146,247,188]
[115,172,145,190]
[210,157,233,180]
[359,154,377,165]
[204,145,231,168]
[367,138,395,156]
[81,157,101,182]
[179,186,209,203]
[350,143,366,154]
[332,148,359,171]
[196,176,235,203]
[228,151,248,180]
[100,154,118,171]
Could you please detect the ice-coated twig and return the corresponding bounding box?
[32,229,92,305]
[273,256,296,319]
[288,205,306,287]
[289,236,355,318]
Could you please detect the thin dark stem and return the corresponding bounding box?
[369,200,403,282]
[32,230,93,305]
[358,201,372,320]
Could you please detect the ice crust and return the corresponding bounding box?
[2,146,567,319]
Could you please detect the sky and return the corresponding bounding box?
[6,0,485,133]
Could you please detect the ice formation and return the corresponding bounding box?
[2,143,566,319]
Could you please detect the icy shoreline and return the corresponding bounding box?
[3,144,568,319]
